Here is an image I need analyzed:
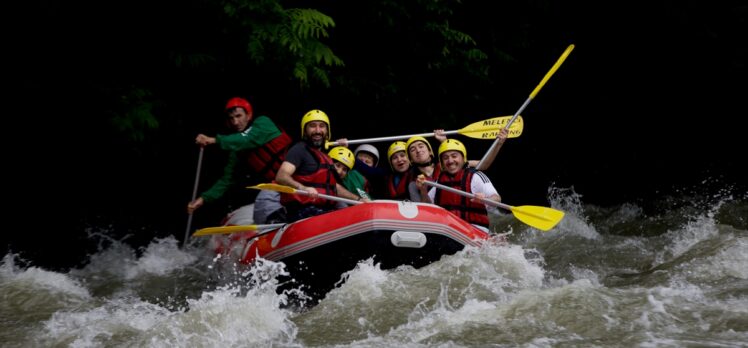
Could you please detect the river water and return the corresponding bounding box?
[2,185,746,347]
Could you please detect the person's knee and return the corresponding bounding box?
[266,208,288,224]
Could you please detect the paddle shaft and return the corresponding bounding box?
[295,189,362,206]
[477,44,575,168]
[326,130,460,148]
[423,180,511,211]
[183,147,204,246]
[423,180,565,230]
[325,115,522,149]
[248,183,363,206]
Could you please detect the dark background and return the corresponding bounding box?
[7,1,747,270]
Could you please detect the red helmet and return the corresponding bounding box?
[224,97,252,114]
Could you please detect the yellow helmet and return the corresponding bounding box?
[328,146,355,170]
[301,109,331,140]
[387,141,408,161]
[405,136,433,159]
[387,141,408,170]
[438,139,467,160]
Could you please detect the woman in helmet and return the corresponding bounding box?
[405,130,447,202]
[415,139,501,231]
[383,141,415,200]
[187,97,292,225]
[329,146,371,204]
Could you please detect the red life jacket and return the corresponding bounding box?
[245,128,293,182]
[434,168,490,227]
[385,170,413,200]
[280,144,338,208]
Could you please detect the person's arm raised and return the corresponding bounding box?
[474,128,508,171]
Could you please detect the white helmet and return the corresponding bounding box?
[354,144,380,166]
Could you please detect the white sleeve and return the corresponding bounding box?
[471,171,498,197]
[471,171,500,214]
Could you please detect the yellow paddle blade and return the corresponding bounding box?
[193,223,286,237]
[509,205,565,231]
[193,225,259,236]
[459,116,524,139]
[247,183,296,194]
[530,44,575,99]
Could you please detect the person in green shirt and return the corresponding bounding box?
[328,146,371,203]
[186,97,292,225]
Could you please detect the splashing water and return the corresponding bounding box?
[1,181,746,346]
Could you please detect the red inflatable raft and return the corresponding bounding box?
[210,200,491,303]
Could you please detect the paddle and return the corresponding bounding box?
[192,223,286,237]
[248,183,362,206]
[422,180,564,231]
[324,115,524,149]
[477,44,575,169]
[183,147,205,247]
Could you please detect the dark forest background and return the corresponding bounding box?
[7,0,747,269]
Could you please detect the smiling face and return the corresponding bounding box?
[303,120,329,147]
[408,141,432,164]
[440,150,465,174]
[390,151,410,173]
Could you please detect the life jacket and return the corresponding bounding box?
[434,168,490,227]
[280,143,338,208]
[403,163,441,200]
[385,170,413,200]
[244,128,292,182]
